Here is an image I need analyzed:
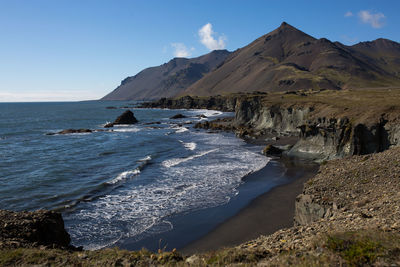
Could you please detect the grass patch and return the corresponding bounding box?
[326,232,383,266]
[203,248,269,265]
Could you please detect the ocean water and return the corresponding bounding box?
[0,101,272,249]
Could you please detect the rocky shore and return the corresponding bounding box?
[145,89,400,162]
[1,147,399,265]
[2,89,400,266]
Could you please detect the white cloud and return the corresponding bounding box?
[358,10,385,28]
[198,23,226,50]
[344,11,353,17]
[171,43,193,58]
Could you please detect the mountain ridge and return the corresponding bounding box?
[182,22,400,96]
[101,50,230,100]
[102,22,400,100]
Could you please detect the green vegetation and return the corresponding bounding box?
[201,248,269,265]
[0,247,183,267]
[1,230,399,266]
[325,230,400,267]
[326,233,382,266]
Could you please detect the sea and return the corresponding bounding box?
[0,101,290,250]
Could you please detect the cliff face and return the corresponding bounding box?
[144,89,400,162]
[232,90,400,161]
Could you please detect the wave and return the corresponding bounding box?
[106,169,141,185]
[106,155,152,185]
[174,127,188,133]
[162,149,218,168]
[112,127,141,133]
[190,109,224,117]
[179,140,196,150]
[183,142,196,150]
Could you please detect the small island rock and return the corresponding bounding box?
[105,110,138,128]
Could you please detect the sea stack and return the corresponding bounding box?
[105,110,138,128]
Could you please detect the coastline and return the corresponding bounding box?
[116,154,318,253]
[181,156,318,254]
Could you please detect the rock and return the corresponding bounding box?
[113,110,138,124]
[105,106,117,109]
[170,113,187,119]
[104,123,114,128]
[105,110,138,127]
[47,129,92,135]
[185,255,200,265]
[196,114,208,118]
[263,145,283,156]
[0,209,71,249]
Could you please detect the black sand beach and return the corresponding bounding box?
[182,157,318,254]
[117,156,318,253]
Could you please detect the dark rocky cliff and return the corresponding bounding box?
[143,89,400,162]
[140,95,238,112]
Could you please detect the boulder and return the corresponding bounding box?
[170,113,187,119]
[0,209,71,249]
[105,110,138,127]
[263,144,283,156]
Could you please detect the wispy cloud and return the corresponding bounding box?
[171,43,193,58]
[198,23,226,50]
[358,10,385,28]
[344,11,353,17]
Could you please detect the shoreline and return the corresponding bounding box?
[181,156,318,255]
[116,153,318,253]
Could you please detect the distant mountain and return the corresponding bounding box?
[101,50,231,100]
[182,22,400,97]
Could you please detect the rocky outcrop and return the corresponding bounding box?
[235,97,312,136]
[142,90,400,161]
[262,145,283,156]
[140,95,238,112]
[105,110,138,128]
[0,209,71,249]
[233,95,400,161]
[293,147,400,226]
[46,129,93,135]
[194,117,236,132]
[170,114,187,119]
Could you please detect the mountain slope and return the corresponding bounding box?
[101,50,230,100]
[182,22,400,97]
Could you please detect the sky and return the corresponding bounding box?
[0,0,399,102]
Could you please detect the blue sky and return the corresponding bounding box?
[0,0,399,102]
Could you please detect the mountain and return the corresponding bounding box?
[182,22,400,97]
[101,50,231,100]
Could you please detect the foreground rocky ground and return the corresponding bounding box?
[1,147,400,266]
